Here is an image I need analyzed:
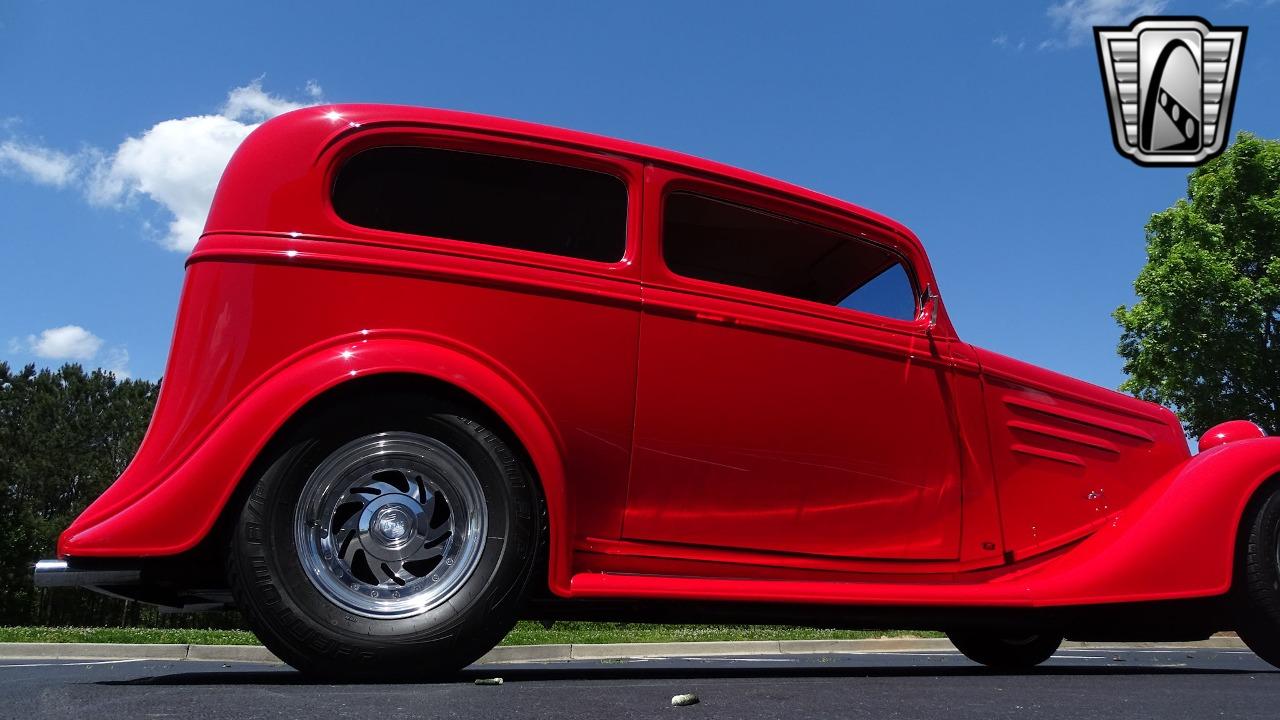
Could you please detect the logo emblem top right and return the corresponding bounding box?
[1095,17,1246,166]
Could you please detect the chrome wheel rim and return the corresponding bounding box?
[294,432,486,619]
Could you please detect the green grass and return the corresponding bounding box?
[498,623,939,646]
[0,626,260,645]
[0,623,940,646]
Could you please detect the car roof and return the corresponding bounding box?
[218,103,920,246]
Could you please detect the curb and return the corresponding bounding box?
[480,636,1248,663]
[0,636,1249,665]
[185,644,279,663]
[0,642,192,661]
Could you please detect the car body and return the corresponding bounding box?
[36,104,1280,676]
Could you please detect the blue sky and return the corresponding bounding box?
[0,1,1276,390]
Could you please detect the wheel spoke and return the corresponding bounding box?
[407,542,444,563]
[335,506,362,534]
[410,474,429,504]
[340,533,362,567]
[358,480,406,497]
[421,521,451,545]
[417,490,437,530]
[385,560,407,585]
[333,526,356,557]
[370,559,408,586]
[330,505,362,552]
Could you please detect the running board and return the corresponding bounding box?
[565,572,1083,608]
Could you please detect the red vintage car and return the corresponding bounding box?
[35,105,1280,678]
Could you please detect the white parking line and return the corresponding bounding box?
[1050,655,1109,660]
[835,652,958,657]
[1062,649,1251,655]
[0,658,150,669]
[687,657,797,662]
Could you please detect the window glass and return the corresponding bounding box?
[663,192,918,321]
[332,146,627,263]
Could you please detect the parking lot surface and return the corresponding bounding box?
[3,647,1277,719]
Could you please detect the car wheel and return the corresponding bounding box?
[1234,480,1280,670]
[946,631,1062,670]
[226,402,539,680]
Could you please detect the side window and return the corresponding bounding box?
[663,192,918,321]
[332,146,627,263]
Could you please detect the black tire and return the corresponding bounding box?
[1234,480,1280,670]
[947,631,1062,670]
[226,396,540,681]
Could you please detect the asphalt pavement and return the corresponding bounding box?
[3,647,1277,719]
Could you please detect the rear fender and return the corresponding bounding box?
[58,332,573,594]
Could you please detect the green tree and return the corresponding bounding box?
[1115,132,1280,437]
[0,362,157,624]
[0,362,246,628]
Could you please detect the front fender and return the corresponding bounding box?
[1012,436,1280,605]
[59,331,573,593]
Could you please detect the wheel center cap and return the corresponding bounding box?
[370,505,413,547]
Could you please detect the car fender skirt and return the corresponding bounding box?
[56,333,573,594]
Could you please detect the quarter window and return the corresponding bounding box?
[332,146,627,263]
[663,192,918,321]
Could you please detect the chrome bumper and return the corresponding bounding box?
[32,559,142,588]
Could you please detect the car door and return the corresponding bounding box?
[622,169,964,560]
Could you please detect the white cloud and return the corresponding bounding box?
[26,325,103,361]
[0,140,79,187]
[86,114,261,250]
[16,325,131,377]
[992,34,1028,52]
[220,78,310,123]
[2,79,321,252]
[1045,0,1168,47]
[86,78,320,251]
[100,346,131,380]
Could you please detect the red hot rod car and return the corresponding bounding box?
[36,105,1280,678]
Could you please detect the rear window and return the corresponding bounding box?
[663,192,918,321]
[332,146,627,263]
